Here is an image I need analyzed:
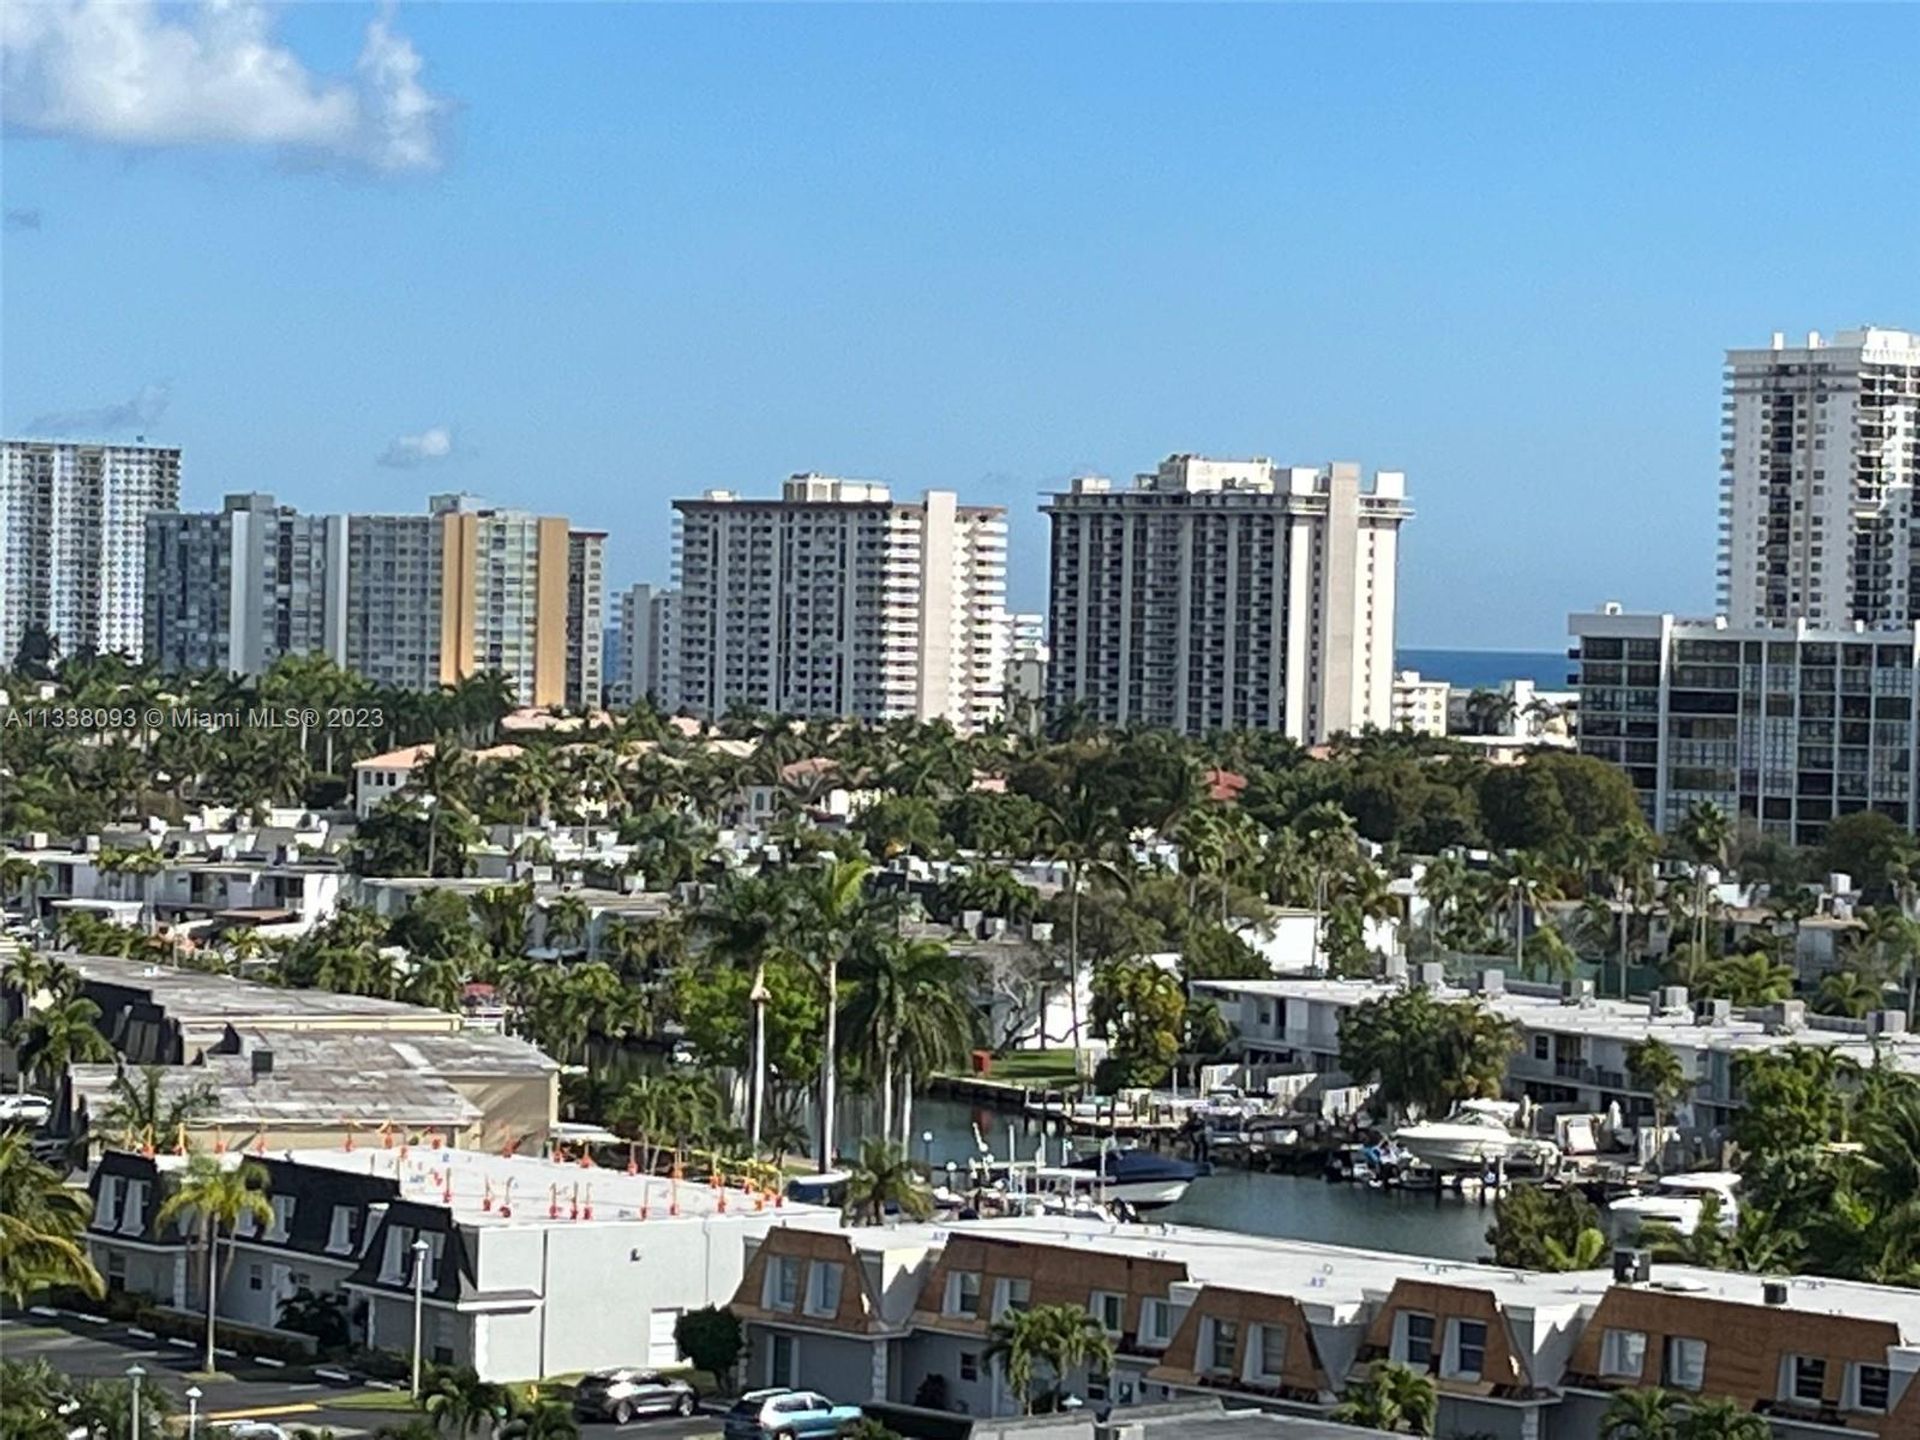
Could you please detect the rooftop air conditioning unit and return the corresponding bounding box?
[1480,968,1506,996]
[1562,978,1596,1006]
[1661,985,1690,1014]
[1763,1279,1789,1306]
[1868,1010,1909,1037]
[1694,998,1732,1026]
[1416,962,1446,992]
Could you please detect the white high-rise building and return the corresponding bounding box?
[1,439,181,661]
[1719,327,1920,628]
[612,582,678,708]
[672,475,1008,731]
[1043,455,1410,740]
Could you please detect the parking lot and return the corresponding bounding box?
[0,1313,724,1439]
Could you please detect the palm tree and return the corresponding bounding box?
[842,1138,932,1226]
[1815,967,1883,1018]
[1031,1303,1115,1409]
[1626,1038,1687,1174]
[497,1400,577,1440]
[795,857,873,1169]
[1601,1386,1680,1440]
[1493,849,1562,977]
[1597,824,1660,996]
[0,1130,102,1310]
[8,991,114,1088]
[1676,801,1732,958]
[842,933,979,1146]
[422,1364,508,1438]
[1541,1225,1609,1271]
[1041,775,1127,1063]
[541,894,591,956]
[1332,1360,1438,1435]
[155,1153,274,1373]
[98,1066,217,1151]
[984,1308,1045,1414]
[1673,1398,1769,1440]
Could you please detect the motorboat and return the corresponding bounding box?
[1391,1099,1528,1171]
[1063,1147,1200,1209]
[1607,1172,1740,1237]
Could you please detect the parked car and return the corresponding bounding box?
[0,1093,53,1128]
[220,1425,293,1440]
[572,1368,698,1424]
[721,1388,863,1439]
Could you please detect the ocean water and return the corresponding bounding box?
[1397,648,1572,691]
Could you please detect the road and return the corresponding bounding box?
[0,1313,723,1440]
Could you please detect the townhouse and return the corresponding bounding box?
[728,1218,1920,1438]
[86,1145,840,1380]
[1193,969,1918,1140]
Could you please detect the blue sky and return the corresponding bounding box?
[4,3,1916,649]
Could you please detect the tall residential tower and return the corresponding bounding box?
[672,475,1008,731]
[1,439,181,661]
[1042,455,1410,741]
[1719,328,1920,629]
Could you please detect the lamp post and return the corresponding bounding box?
[920,1129,934,1174]
[409,1235,431,1399]
[126,1364,146,1440]
[184,1385,202,1440]
[749,964,770,1151]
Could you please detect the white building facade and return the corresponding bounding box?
[613,582,678,707]
[1043,456,1409,741]
[672,476,1008,732]
[1719,327,1920,629]
[1,440,181,661]
[1391,670,1450,736]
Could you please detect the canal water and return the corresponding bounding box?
[905,1096,1493,1263]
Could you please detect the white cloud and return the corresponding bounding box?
[379,426,455,468]
[31,381,171,435]
[0,1,448,174]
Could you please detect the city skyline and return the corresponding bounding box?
[5,4,1916,648]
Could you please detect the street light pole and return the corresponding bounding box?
[410,1235,431,1399]
[920,1129,933,1175]
[749,964,770,1151]
[185,1384,202,1440]
[126,1364,146,1440]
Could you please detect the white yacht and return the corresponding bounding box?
[1392,1099,1527,1170]
[1608,1172,1741,1237]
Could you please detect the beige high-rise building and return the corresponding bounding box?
[430,497,601,709]
[672,475,1008,731]
[1043,455,1410,740]
[2,439,181,661]
[1719,327,1920,628]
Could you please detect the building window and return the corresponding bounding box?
[267,1195,295,1242]
[767,1255,800,1311]
[945,1271,982,1317]
[1256,1324,1287,1383]
[326,1206,358,1256]
[247,1264,264,1292]
[992,1277,1032,1319]
[959,1352,979,1384]
[1091,1290,1124,1336]
[1206,1318,1239,1377]
[119,1180,148,1234]
[1139,1299,1173,1349]
[1787,1354,1827,1405]
[1397,1312,1436,1370]
[1600,1329,1647,1379]
[1445,1319,1488,1381]
[1664,1337,1707,1392]
[95,1176,120,1231]
[1849,1363,1891,1413]
[804,1261,843,1318]
[107,1252,127,1292]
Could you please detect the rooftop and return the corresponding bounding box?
[277,1144,836,1229]
[66,953,460,1028]
[914,1215,1920,1334]
[1194,973,1920,1068]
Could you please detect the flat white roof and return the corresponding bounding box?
[920,1216,1920,1333]
[280,1144,835,1229]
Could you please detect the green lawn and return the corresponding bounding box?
[964,1049,1080,1084]
[325,1390,423,1414]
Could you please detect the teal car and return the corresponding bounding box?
[721,1388,862,1439]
